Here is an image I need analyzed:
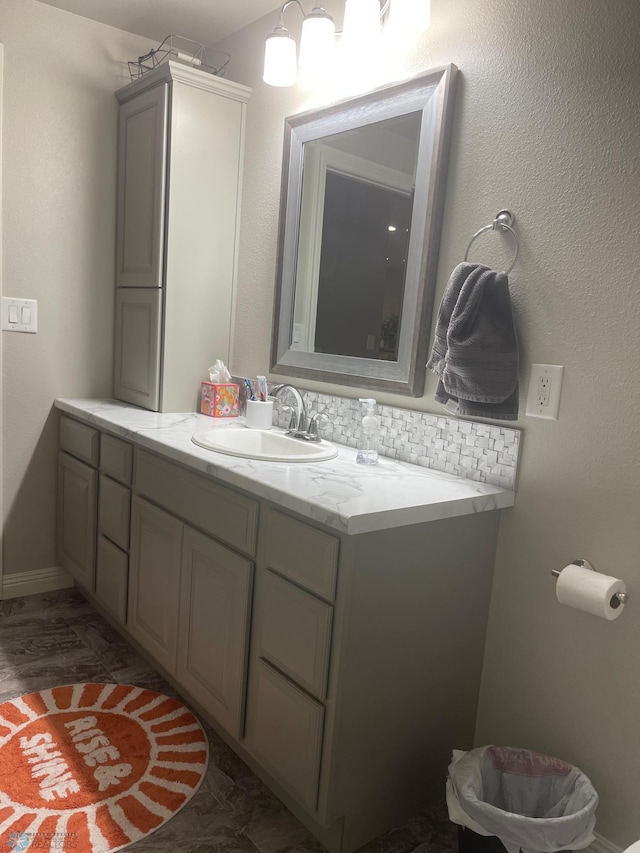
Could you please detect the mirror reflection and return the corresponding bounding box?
[293,113,421,362]
[271,65,458,396]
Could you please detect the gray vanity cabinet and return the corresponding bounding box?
[242,504,501,853]
[57,418,133,615]
[113,62,250,413]
[245,509,337,794]
[56,410,502,853]
[129,449,258,738]
[244,508,338,816]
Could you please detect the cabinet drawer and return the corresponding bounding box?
[246,660,324,812]
[95,535,128,624]
[100,434,133,485]
[134,449,258,555]
[260,570,332,700]
[264,510,338,601]
[59,415,99,466]
[98,475,131,551]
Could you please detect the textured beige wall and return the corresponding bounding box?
[218,0,640,845]
[0,1,151,575]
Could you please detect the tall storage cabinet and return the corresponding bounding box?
[114,62,250,412]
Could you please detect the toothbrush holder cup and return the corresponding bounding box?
[245,400,274,430]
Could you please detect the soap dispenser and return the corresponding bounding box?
[356,398,379,465]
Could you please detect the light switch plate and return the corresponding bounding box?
[526,363,564,419]
[1,297,38,333]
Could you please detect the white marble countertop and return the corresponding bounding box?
[55,399,515,535]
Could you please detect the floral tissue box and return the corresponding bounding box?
[200,382,239,418]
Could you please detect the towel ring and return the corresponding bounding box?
[464,209,519,275]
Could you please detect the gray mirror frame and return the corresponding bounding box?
[270,64,458,397]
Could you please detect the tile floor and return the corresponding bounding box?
[0,587,459,853]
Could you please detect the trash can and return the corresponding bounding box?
[446,746,599,853]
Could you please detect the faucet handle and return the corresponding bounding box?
[308,412,330,437]
[280,405,296,430]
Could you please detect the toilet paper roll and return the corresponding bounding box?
[556,564,626,620]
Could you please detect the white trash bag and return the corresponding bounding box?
[446,746,598,853]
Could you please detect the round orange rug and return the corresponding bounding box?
[0,683,209,852]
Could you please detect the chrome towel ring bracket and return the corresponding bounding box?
[464,209,519,275]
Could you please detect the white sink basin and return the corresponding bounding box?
[192,428,338,462]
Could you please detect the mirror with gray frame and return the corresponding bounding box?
[271,64,458,396]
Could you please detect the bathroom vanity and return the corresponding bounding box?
[55,398,514,853]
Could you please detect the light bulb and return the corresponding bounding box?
[387,0,431,38]
[343,0,382,46]
[263,28,298,87]
[299,7,335,69]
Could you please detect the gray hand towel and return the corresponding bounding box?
[427,262,519,420]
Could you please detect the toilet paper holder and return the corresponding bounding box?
[552,559,629,607]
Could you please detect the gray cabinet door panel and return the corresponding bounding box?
[178,526,253,739]
[116,83,167,287]
[57,451,97,590]
[128,496,182,674]
[114,288,162,411]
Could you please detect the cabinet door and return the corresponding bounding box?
[113,287,162,411]
[57,451,97,590]
[116,83,168,287]
[177,527,253,739]
[128,496,182,674]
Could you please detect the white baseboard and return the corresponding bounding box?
[590,834,624,853]
[1,566,74,600]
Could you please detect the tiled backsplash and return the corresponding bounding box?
[235,379,521,490]
[275,390,521,490]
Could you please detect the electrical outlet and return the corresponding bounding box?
[526,364,564,419]
[537,376,551,405]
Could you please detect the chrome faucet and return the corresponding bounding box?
[268,383,307,432]
[308,412,329,437]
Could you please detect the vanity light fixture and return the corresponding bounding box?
[263,1,335,86]
[263,0,430,87]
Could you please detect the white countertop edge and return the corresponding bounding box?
[55,399,515,535]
